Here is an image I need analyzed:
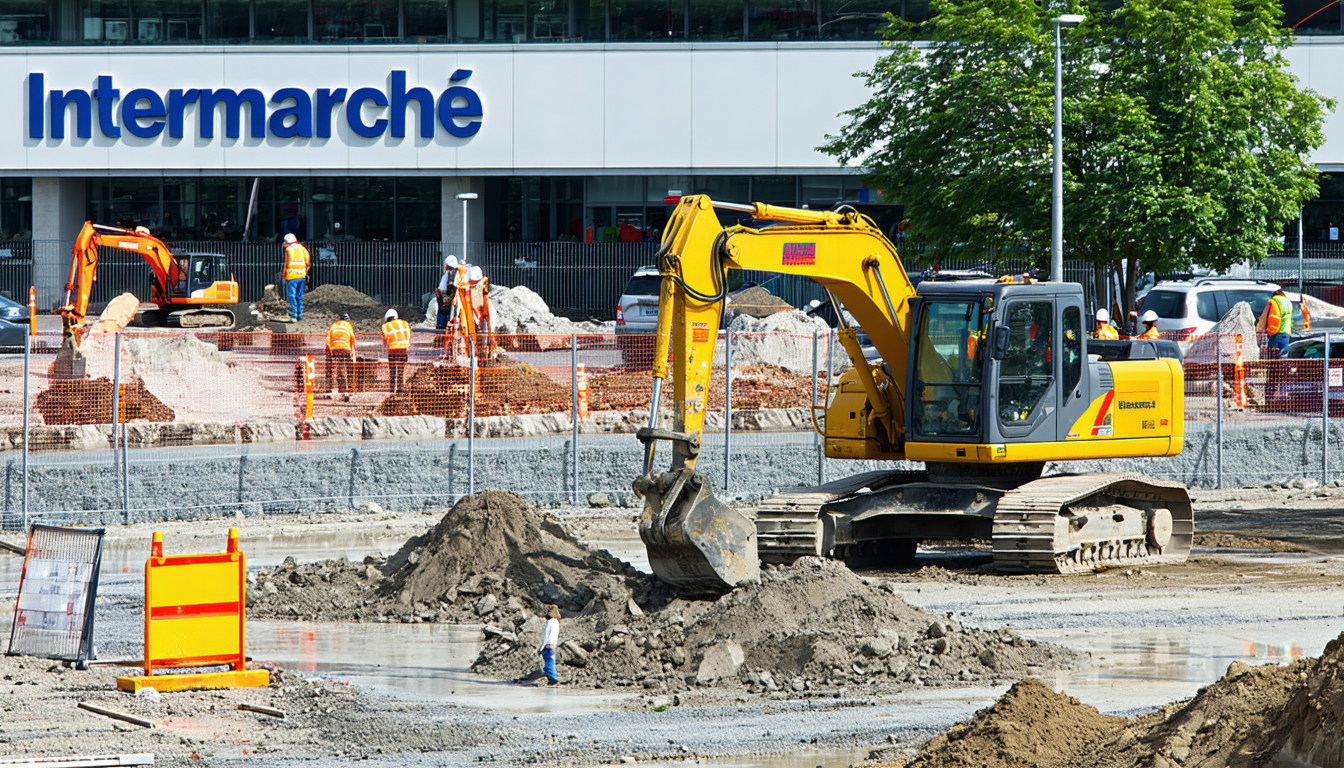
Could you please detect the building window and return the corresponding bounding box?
[0,0,49,42]
[315,0,399,40]
[818,0,903,40]
[205,0,250,41]
[82,0,133,41]
[690,0,743,40]
[405,0,449,41]
[133,0,203,41]
[609,0,684,39]
[0,179,33,241]
[255,0,308,41]
[748,0,814,40]
[1284,0,1341,35]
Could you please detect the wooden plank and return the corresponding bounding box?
[0,754,154,767]
[76,702,153,729]
[237,703,286,719]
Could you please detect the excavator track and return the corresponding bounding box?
[756,471,923,564]
[991,472,1193,574]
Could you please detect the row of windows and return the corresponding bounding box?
[1,0,921,43]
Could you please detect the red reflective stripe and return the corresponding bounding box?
[1091,390,1115,435]
[152,553,237,567]
[150,601,241,619]
[151,654,242,668]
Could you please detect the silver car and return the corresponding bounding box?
[615,266,661,368]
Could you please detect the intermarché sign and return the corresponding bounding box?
[27,70,483,141]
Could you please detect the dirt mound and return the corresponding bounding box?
[256,283,393,333]
[1270,635,1344,766]
[375,358,571,418]
[896,679,1127,768]
[473,557,1071,692]
[35,375,175,425]
[729,285,793,318]
[248,491,660,624]
[588,365,814,412]
[1193,532,1309,552]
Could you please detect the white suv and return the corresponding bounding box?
[1138,278,1310,341]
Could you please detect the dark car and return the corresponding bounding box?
[0,294,30,349]
[1265,332,1344,415]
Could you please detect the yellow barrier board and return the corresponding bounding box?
[116,528,268,693]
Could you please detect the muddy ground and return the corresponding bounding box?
[3,490,1344,767]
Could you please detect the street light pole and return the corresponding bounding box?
[1051,14,1084,283]
[457,191,478,264]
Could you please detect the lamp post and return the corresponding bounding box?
[457,191,478,264]
[1051,13,1084,283]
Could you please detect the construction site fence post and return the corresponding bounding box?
[21,326,28,532]
[571,333,578,505]
[121,422,129,523]
[1324,335,1331,485]
[112,333,121,473]
[468,335,476,496]
[1215,339,1223,490]
[724,330,732,495]
[824,329,834,485]
[812,331,822,486]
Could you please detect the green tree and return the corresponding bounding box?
[821,0,1333,312]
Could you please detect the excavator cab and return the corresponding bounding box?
[174,253,233,300]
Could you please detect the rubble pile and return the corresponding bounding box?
[255,284,394,333]
[727,285,793,319]
[374,358,571,418]
[35,375,175,425]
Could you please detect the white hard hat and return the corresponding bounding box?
[1095,308,1110,323]
[284,233,297,244]
[445,255,458,269]
[1141,310,1158,324]
[469,265,483,282]
[134,226,151,236]
[385,309,398,321]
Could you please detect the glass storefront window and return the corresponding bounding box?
[82,0,132,41]
[749,0,814,40]
[205,0,249,41]
[1284,0,1341,34]
[800,176,845,208]
[0,180,32,240]
[690,0,743,40]
[255,0,308,41]
[405,0,449,41]
[316,0,398,40]
[0,0,48,42]
[609,0,683,39]
[587,176,643,203]
[818,0,901,40]
[751,176,795,206]
[134,0,202,41]
[692,176,749,201]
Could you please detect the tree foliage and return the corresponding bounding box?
[821,0,1334,281]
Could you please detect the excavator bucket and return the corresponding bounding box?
[637,467,758,598]
[51,334,86,380]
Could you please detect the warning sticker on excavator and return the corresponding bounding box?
[692,323,710,343]
[782,243,816,266]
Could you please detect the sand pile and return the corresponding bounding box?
[248,491,661,623]
[375,358,571,418]
[35,376,175,425]
[257,284,392,333]
[474,557,1070,692]
[1187,301,1261,364]
[488,284,610,345]
[119,334,296,423]
[876,635,1344,768]
[729,310,836,374]
[728,285,792,318]
[124,333,227,377]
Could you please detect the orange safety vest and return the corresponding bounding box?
[1266,294,1293,335]
[382,319,411,350]
[326,320,355,352]
[1139,326,1160,340]
[284,243,311,280]
[1095,324,1119,340]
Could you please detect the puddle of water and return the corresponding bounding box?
[1029,621,1339,714]
[247,620,633,714]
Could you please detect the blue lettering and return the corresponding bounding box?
[199,88,265,139]
[28,73,43,138]
[347,87,388,139]
[438,82,483,139]
[389,70,434,139]
[167,89,199,139]
[93,75,120,138]
[121,88,166,139]
[50,88,92,140]
[269,87,313,139]
[315,88,347,139]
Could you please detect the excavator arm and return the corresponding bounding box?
[633,195,919,595]
[61,222,186,337]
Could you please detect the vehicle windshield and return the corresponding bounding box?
[623,276,661,296]
[914,301,984,437]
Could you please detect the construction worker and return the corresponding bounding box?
[1137,310,1161,340]
[458,264,493,356]
[436,255,463,330]
[283,233,311,322]
[325,313,355,397]
[1259,287,1293,357]
[382,308,412,393]
[1094,308,1119,340]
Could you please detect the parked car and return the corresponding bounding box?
[0,294,30,349]
[615,266,662,368]
[1265,332,1344,415]
[1138,277,1310,342]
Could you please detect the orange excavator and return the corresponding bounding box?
[54,222,240,377]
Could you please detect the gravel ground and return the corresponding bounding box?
[4,492,1344,766]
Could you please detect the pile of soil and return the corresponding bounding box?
[873,634,1344,768]
[590,365,815,412]
[1193,532,1309,552]
[473,557,1071,693]
[728,285,793,318]
[374,358,572,418]
[256,284,395,333]
[35,375,175,425]
[247,491,662,623]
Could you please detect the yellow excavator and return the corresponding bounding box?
[54,222,240,377]
[633,196,1193,597]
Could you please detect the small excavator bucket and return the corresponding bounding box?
[51,335,86,380]
[637,467,759,598]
